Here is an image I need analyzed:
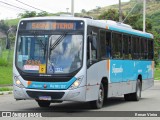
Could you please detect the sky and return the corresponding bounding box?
[0,0,130,20]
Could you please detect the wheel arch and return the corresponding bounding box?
[138,74,142,85]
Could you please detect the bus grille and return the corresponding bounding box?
[26,91,65,99]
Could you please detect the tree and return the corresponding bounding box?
[150,30,160,65]
[81,9,87,14]
[98,9,124,21]
[37,11,49,17]
[0,20,9,35]
[19,11,37,18]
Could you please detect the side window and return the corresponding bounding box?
[112,33,122,59]
[123,35,129,59]
[99,30,106,58]
[148,39,154,59]
[132,36,140,59]
[141,38,148,59]
[99,30,111,59]
[87,26,99,63]
[128,36,132,59]
[106,31,111,58]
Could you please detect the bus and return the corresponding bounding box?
[13,16,154,109]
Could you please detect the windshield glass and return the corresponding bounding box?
[16,35,48,73]
[16,33,83,74]
[48,34,83,74]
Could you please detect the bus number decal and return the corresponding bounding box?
[23,65,39,71]
[25,60,41,66]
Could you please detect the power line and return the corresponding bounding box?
[122,3,138,23]
[0,2,24,12]
[15,0,46,12]
[0,1,28,11]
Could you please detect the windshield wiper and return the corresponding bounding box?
[50,33,67,51]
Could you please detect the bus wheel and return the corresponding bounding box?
[124,93,131,101]
[130,79,141,101]
[36,100,51,107]
[90,83,104,109]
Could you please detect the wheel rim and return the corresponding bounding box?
[136,82,141,98]
[98,85,104,105]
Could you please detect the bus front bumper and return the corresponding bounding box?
[13,85,86,102]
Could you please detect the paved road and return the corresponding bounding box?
[0,81,160,119]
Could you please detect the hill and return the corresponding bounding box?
[79,0,160,31]
[1,0,160,31]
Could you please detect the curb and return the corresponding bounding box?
[154,80,160,82]
[0,91,13,95]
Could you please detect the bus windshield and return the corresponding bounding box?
[16,33,83,74]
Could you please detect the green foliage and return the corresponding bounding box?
[0,20,9,35]
[154,67,160,80]
[98,9,122,21]
[0,66,12,85]
[5,18,20,26]
[19,11,37,18]
[18,11,54,18]
[81,9,87,14]
[150,30,160,65]
[0,50,13,85]
[0,58,8,66]
[0,87,12,91]
[132,3,143,14]
[37,11,49,17]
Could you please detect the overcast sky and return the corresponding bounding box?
[0,0,130,20]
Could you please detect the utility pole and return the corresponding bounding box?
[143,0,146,32]
[71,0,74,16]
[119,0,122,22]
[66,8,69,13]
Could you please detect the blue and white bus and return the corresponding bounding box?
[13,16,154,109]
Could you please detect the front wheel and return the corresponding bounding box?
[36,100,51,107]
[90,83,104,109]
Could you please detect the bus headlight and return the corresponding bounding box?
[69,76,83,90]
[14,76,25,88]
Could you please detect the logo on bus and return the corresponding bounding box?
[43,84,47,88]
[112,64,123,75]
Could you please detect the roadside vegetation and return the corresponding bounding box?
[0,50,13,85]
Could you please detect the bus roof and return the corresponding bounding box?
[20,16,154,39]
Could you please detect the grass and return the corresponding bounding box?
[154,68,160,80]
[0,87,12,92]
[0,66,12,85]
[0,50,13,85]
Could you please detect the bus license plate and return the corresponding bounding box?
[39,96,51,101]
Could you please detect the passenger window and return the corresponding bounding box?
[112,33,123,59]
[99,30,111,59]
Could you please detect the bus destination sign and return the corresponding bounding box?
[19,20,84,31]
[31,22,75,30]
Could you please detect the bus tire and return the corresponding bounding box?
[130,79,142,101]
[90,83,104,109]
[36,100,51,107]
[124,93,131,101]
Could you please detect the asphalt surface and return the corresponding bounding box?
[0,81,160,119]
